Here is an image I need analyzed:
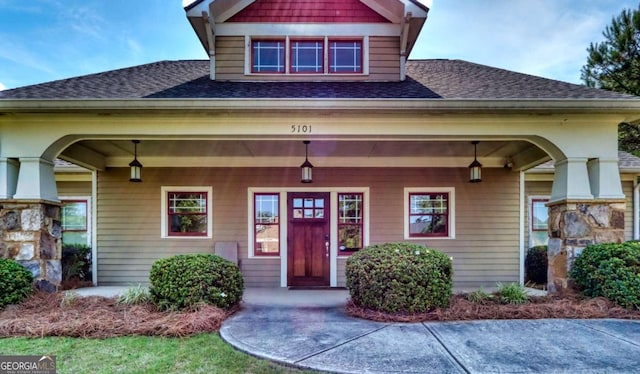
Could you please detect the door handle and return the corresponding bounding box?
[325,240,330,258]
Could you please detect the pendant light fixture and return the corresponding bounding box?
[129,140,143,183]
[469,141,482,183]
[300,140,313,183]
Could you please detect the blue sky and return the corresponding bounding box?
[0,0,637,90]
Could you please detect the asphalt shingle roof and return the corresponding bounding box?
[0,59,637,100]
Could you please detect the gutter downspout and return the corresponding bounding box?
[634,176,639,240]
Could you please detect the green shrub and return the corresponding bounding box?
[149,254,243,311]
[0,258,34,308]
[345,242,452,313]
[524,245,547,285]
[496,283,528,305]
[61,244,92,281]
[571,242,640,309]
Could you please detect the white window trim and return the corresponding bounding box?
[245,35,369,76]
[404,187,456,240]
[60,196,92,247]
[160,186,213,239]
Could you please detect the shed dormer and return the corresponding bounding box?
[185,0,429,81]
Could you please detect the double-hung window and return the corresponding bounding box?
[161,187,213,238]
[254,193,280,256]
[405,188,455,239]
[338,193,364,254]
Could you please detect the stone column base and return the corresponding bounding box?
[1,201,62,292]
[547,200,625,293]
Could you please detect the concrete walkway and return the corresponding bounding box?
[221,291,640,374]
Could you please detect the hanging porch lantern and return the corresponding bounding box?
[469,141,482,183]
[300,140,313,183]
[129,140,143,183]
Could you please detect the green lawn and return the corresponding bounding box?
[0,333,310,374]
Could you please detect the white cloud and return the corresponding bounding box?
[0,81,5,91]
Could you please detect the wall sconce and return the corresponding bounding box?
[469,141,482,183]
[129,140,142,183]
[300,140,313,183]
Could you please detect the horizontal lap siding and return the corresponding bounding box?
[215,36,400,81]
[57,181,91,197]
[96,167,519,289]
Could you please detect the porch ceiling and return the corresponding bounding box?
[59,139,546,170]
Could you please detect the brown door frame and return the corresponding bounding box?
[287,192,331,287]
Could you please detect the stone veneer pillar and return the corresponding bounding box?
[0,201,62,292]
[547,200,625,293]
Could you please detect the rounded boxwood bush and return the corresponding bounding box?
[524,245,547,285]
[346,242,453,313]
[570,241,640,309]
[0,258,34,308]
[149,254,243,310]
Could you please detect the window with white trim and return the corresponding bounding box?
[329,40,362,73]
[252,40,285,73]
[161,186,213,238]
[254,193,280,256]
[530,197,549,247]
[338,193,364,254]
[404,188,455,239]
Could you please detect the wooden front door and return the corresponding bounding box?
[287,192,330,287]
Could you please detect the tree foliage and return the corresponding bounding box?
[581,4,640,155]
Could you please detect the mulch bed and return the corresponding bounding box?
[346,290,640,323]
[0,292,231,338]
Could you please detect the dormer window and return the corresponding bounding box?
[247,36,367,76]
[330,40,362,73]
[252,40,285,73]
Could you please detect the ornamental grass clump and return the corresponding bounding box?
[570,241,640,310]
[346,242,452,313]
[0,258,34,309]
[149,254,243,311]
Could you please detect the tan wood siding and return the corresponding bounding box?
[57,181,91,197]
[524,179,635,248]
[96,167,519,289]
[215,36,400,81]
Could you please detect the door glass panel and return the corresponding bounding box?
[315,209,324,218]
[294,209,303,218]
[304,198,314,207]
[293,198,303,208]
[315,199,324,208]
[304,209,314,218]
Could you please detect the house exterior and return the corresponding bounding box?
[2,0,640,292]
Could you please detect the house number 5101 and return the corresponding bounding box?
[291,125,312,133]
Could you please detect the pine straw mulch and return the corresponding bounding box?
[346,289,640,323]
[0,292,233,338]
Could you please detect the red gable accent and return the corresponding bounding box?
[227,0,390,23]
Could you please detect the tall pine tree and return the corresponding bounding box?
[581,4,640,155]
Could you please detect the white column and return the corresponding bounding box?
[587,158,625,199]
[14,158,59,202]
[550,158,593,202]
[0,158,19,199]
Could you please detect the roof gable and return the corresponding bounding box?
[226,0,390,23]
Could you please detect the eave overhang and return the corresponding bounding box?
[1,99,640,120]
